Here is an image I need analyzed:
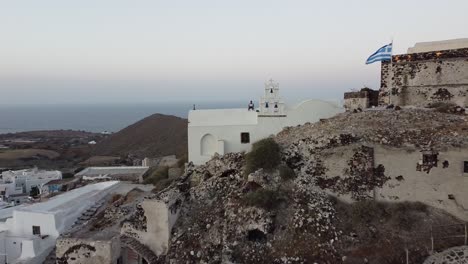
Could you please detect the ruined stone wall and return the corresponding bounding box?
[121,193,182,256]
[56,236,120,264]
[379,48,468,107]
[344,90,379,111]
[343,96,369,111]
[316,143,468,220]
[374,145,468,220]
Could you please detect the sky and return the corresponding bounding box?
[0,0,467,105]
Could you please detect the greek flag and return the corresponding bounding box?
[366,43,393,64]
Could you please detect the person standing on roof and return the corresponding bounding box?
[248,100,255,111]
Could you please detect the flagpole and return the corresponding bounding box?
[389,37,394,106]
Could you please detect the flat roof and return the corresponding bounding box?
[188,108,258,127]
[15,181,119,214]
[408,38,468,53]
[75,166,149,177]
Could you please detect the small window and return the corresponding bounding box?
[422,153,438,167]
[265,102,269,108]
[464,161,468,173]
[241,133,250,144]
[32,225,41,236]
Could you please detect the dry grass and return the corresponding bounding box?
[0,148,59,160]
[80,155,120,166]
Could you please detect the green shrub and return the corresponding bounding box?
[153,178,173,192]
[243,188,286,210]
[143,166,169,185]
[177,153,188,168]
[245,138,281,175]
[144,166,175,192]
[279,164,296,181]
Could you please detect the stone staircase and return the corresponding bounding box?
[121,235,159,264]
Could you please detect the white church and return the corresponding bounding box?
[188,79,344,165]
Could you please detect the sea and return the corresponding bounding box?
[0,101,245,134]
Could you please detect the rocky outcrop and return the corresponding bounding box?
[424,246,468,264]
[277,109,468,151]
[134,153,342,263]
[56,237,120,264]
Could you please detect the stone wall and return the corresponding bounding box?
[121,191,183,256]
[344,88,379,111]
[379,48,468,107]
[310,143,468,220]
[56,236,120,264]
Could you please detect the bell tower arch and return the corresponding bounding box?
[259,79,286,116]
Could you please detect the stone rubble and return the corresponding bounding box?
[277,109,468,152]
[276,109,468,199]
[148,153,342,263]
[125,109,468,263]
[423,246,468,264]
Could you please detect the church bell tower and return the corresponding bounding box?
[259,79,286,116]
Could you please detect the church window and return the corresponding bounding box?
[464,161,468,173]
[274,103,278,108]
[241,133,250,144]
[270,88,273,93]
[265,102,269,108]
[32,225,41,236]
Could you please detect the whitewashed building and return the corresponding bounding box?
[188,79,344,165]
[0,181,119,264]
[0,169,62,203]
[75,166,149,183]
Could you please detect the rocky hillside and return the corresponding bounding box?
[143,153,460,264]
[92,114,187,159]
[122,108,468,263]
[276,108,468,151]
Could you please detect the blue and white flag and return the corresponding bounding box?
[366,43,393,64]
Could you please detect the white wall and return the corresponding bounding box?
[0,231,6,264]
[189,118,286,165]
[188,99,343,165]
[4,236,25,264]
[11,211,58,238]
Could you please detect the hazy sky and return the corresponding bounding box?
[1,0,467,105]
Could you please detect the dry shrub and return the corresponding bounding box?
[351,200,386,225]
[245,138,281,175]
[279,164,296,181]
[350,200,428,230]
[243,188,286,210]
